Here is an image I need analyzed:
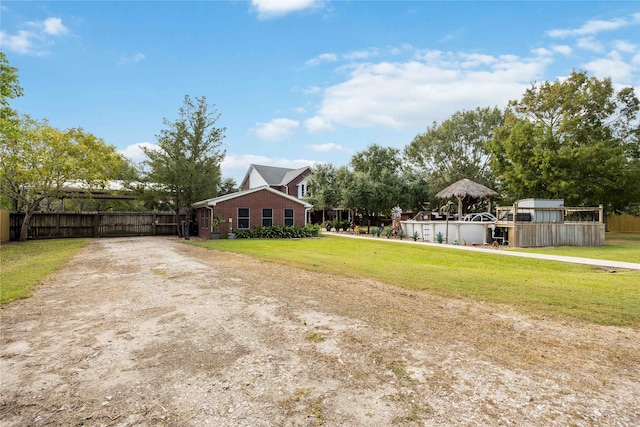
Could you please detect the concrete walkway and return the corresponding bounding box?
[325,231,640,271]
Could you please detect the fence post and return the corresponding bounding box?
[598,204,603,224]
[512,202,518,247]
[94,212,100,237]
[153,212,157,236]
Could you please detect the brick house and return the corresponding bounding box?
[193,186,313,239]
[241,164,311,199]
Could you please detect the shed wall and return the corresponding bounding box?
[509,223,605,247]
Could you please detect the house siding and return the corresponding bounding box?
[241,165,312,197]
[285,171,311,198]
[196,188,308,239]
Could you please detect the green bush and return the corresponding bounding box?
[233,224,320,239]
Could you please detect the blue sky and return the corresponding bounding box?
[2,1,639,183]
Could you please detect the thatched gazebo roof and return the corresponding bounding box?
[435,178,498,216]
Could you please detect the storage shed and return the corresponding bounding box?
[495,199,604,247]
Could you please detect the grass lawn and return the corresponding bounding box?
[191,235,640,328]
[0,238,88,305]
[514,232,640,263]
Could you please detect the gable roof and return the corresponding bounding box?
[241,164,311,188]
[192,185,313,209]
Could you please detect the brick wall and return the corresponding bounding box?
[197,188,308,238]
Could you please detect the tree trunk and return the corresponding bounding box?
[19,203,40,241]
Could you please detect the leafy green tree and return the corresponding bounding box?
[0,116,124,240]
[339,169,374,223]
[0,52,24,120]
[399,169,431,214]
[348,144,404,222]
[143,95,226,221]
[351,143,402,181]
[218,177,238,196]
[305,163,340,222]
[404,107,503,192]
[491,71,639,211]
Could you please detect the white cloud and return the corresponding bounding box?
[41,17,69,36]
[304,115,333,132]
[251,0,321,19]
[532,45,573,59]
[547,17,630,38]
[0,16,69,55]
[119,142,159,163]
[253,118,300,140]
[343,48,379,60]
[306,143,343,152]
[302,85,323,95]
[119,52,146,64]
[531,47,552,57]
[458,53,497,68]
[305,50,552,131]
[551,45,573,55]
[612,40,638,53]
[576,37,604,52]
[305,53,337,66]
[0,30,38,55]
[583,51,635,84]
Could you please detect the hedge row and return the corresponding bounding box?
[233,224,321,239]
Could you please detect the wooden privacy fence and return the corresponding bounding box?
[9,212,181,240]
[607,214,640,233]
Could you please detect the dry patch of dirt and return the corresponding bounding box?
[1,236,638,426]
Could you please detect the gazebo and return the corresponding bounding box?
[435,178,498,219]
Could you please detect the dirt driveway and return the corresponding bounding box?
[1,236,638,426]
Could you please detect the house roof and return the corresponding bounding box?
[241,164,310,188]
[192,185,313,209]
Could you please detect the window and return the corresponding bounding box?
[238,208,249,229]
[284,209,294,226]
[262,208,273,227]
[297,179,308,199]
[201,209,209,229]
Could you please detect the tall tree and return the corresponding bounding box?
[348,144,404,221]
[398,169,431,214]
[143,95,226,220]
[0,116,124,240]
[491,71,639,211]
[305,163,340,222]
[217,177,238,196]
[0,52,24,120]
[404,106,503,192]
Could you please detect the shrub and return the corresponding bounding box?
[233,225,320,239]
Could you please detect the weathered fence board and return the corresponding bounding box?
[9,212,181,240]
[514,223,605,247]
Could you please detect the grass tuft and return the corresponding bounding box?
[0,239,88,304]
[190,234,640,327]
